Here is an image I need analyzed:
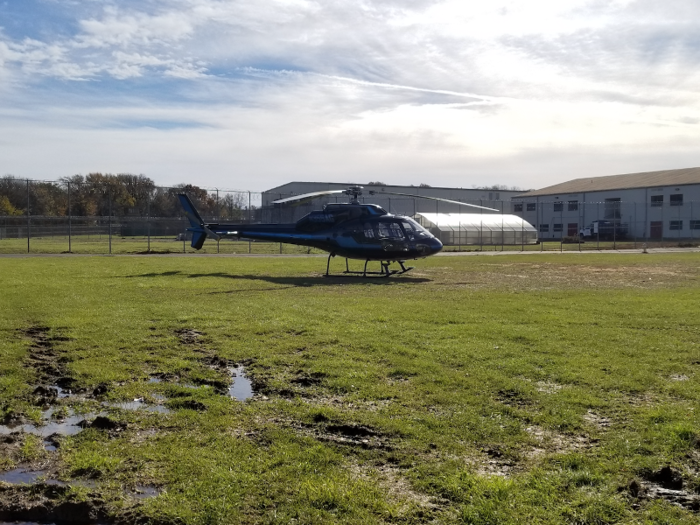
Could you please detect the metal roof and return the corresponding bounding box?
[415,213,537,232]
[515,167,700,198]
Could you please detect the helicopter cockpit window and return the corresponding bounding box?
[377,221,405,240]
[401,219,430,239]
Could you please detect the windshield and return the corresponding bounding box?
[401,218,430,240]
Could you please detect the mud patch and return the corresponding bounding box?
[629,466,700,511]
[524,425,596,458]
[290,371,326,388]
[0,484,107,524]
[313,422,392,450]
[475,446,517,477]
[535,381,563,394]
[175,328,205,345]
[583,410,612,430]
[22,326,75,398]
[349,462,445,518]
[496,389,532,408]
[278,419,394,450]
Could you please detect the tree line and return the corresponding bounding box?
[0,174,249,218]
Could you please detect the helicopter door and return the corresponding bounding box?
[376,220,409,252]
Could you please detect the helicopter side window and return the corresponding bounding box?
[364,223,375,239]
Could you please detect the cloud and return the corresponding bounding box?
[1,0,700,190]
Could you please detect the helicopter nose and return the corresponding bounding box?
[431,237,443,254]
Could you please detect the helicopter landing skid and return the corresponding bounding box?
[324,254,413,278]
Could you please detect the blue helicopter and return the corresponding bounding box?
[178,186,497,277]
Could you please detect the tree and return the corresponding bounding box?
[0,195,22,215]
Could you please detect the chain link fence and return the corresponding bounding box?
[1,178,699,254]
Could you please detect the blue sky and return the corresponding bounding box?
[1,0,700,191]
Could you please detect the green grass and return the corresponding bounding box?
[1,252,699,523]
[0,235,328,255]
[2,234,696,256]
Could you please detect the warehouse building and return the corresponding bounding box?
[261,182,531,246]
[261,182,520,223]
[511,167,700,241]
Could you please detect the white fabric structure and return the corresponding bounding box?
[415,213,538,245]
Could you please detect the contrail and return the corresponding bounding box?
[240,67,512,103]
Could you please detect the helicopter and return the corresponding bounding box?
[178,186,498,277]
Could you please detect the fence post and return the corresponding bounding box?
[108,190,112,255]
[147,193,151,253]
[479,199,483,251]
[26,179,30,253]
[248,191,252,254]
[596,202,600,250]
[67,181,72,253]
[633,202,637,249]
[500,201,504,252]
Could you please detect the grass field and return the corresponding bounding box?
[1,234,696,256]
[1,252,699,524]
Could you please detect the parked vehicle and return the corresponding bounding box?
[579,220,628,240]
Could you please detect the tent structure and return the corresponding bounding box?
[414,213,538,245]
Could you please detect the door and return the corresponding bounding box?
[650,221,662,239]
[567,223,578,237]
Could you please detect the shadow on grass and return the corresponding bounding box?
[125,271,431,287]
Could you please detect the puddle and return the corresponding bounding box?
[0,409,88,438]
[106,399,171,414]
[54,385,72,398]
[0,468,64,486]
[131,485,160,499]
[228,367,254,401]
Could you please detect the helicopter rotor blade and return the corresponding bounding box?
[272,189,345,207]
[368,191,500,212]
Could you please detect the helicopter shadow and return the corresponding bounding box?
[125,270,431,290]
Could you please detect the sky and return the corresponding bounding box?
[1,0,700,192]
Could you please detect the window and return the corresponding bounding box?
[670,194,683,206]
[400,219,429,241]
[553,202,563,212]
[513,203,523,212]
[526,203,536,211]
[553,224,563,232]
[539,224,549,233]
[650,195,663,207]
[670,220,683,231]
[604,198,621,219]
[377,222,406,239]
[568,200,578,211]
[691,220,700,230]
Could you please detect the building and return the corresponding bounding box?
[261,181,521,224]
[512,167,700,241]
[415,213,538,245]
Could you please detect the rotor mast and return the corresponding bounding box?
[343,186,364,204]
